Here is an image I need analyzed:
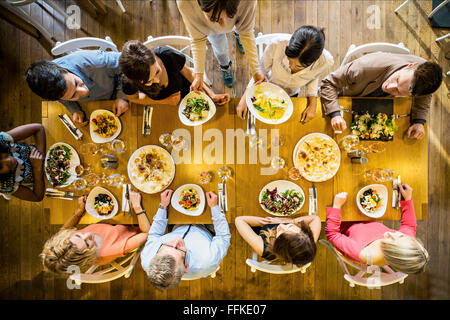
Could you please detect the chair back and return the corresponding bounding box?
[51,36,118,56]
[341,42,410,66]
[181,266,220,281]
[69,246,142,285]
[245,251,311,274]
[319,239,408,289]
[255,32,291,59]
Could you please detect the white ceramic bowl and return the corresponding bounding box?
[86,186,119,220]
[44,142,80,188]
[246,82,293,124]
[178,91,216,126]
[259,180,305,216]
[356,184,388,218]
[89,109,122,143]
[171,184,206,216]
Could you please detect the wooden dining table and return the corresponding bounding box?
[42,96,427,226]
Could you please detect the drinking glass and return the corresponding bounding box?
[199,171,213,184]
[340,135,360,151]
[85,173,99,186]
[218,166,232,180]
[105,174,125,187]
[271,135,285,147]
[359,141,386,154]
[287,167,301,180]
[364,168,394,183]
[72,177,87,190]
[80,143,98,155]
[159,133,174,147]
[271,156,285,170]
[172,135,187,150]
[249,135,266,149]
[108,139,126,153]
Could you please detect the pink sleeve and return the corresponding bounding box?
[397,200,417,237]
[325,207,363,262]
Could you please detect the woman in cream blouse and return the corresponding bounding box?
[236,25,334,123]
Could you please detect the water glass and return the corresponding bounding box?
[271,135,285,147]
[105,174,125,187]
[271,156,285,170]
[85,173,99,186]
[108,139,126,153]
[199,171,213,184]
[249,135,266,149]
[340,135,360,151]
[364,168,394,183]
[80,143,98,155]
[218,166,232,180]
[172,135,187,150]
[72,177,87,190]
[159,133,174,147]
[288,167,301,180]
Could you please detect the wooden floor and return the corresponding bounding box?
[0,0,448,300]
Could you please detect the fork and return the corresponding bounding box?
[142,105,147,136]
[144,106,153,137]
[246,112,256,136]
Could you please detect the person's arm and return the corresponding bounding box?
[261,42,275,77]
[294,215,321,242]
[60,195,86,230]
[209,205,231,263]
[7,123,46,153]
[126,92,181,106]
[235,216,269,256]
[11,148,44,202]
[59,100,82,114]
[396,184,417,237]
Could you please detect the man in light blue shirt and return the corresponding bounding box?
[26,50,129,125]
[141,189,231,290]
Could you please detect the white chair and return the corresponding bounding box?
[395,0,449,20]
[319,239,408,289]
[341,42,410,66]
[143,35,211,86]
[181,266,220,280]
[7,0,70,21]
[69,247,142,285]
[246,251,311,274]
[255,32,292,58]
[51,36,118,56]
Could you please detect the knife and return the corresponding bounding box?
[312,183,317,215]
[397,175,401,209]
[142,106,147,136]
[63,114,83,139]
[223,180,228,213]
[126,184,132,217]
[45,194,79,200]
[218,183,224,214]
[58,114,80,139]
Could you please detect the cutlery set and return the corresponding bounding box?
[340,108,410,119]
[58,114,83,140]
[122,184,133,216]
[246,112,256,136]
[218,182,228,214]
[45,188,79,200]
[392,175,401,209]
[308,183,318,215]
[142,105,153,137]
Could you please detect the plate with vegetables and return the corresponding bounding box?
[171,184,205,216]
[86,187,118,220]
[44,142,80,188]
[89,109,121,143]
[356,184,388,218]
[246,82,293,124]
[259,180,305,216]
[350,113,398,141]
[178,92,216,126]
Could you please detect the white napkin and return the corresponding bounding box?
[63,114,83,140]
[122,184,130,212]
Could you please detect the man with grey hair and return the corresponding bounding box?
[140,189,231,290]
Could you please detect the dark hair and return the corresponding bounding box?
[265,221,317,266]
[285,25,325,67]
[119,40,156,83]
[25,61,68,100]
[197,0,240,22]
[410,62,443,96]
[0,141,11,180]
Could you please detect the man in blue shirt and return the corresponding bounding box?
[26,50,129,125]
[141,189,231,290]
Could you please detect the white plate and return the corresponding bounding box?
[292,132,341,182]
[89,109,122,143]
[127,145,176,194]
[259,180,305,216]
[356,184,388,218]
[86,186,119,220]
[44,142,80,188]
[171,184,205,216]
[178,91,216,126]
[246,82,293,124]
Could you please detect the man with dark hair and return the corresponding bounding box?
[319,52,443,140]
[26,50,129,125]
[177,0,265,89]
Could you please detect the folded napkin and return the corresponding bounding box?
[122,184,130,212]
[60,114,83,140]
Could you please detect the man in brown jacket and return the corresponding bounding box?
[319,52,442,140]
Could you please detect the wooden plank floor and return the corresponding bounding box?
[0,0,448,299]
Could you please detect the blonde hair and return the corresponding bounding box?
[40,228,98,275]
[381,236,429,274]
[146,253,184,290]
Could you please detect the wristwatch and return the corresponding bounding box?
[159,203,168,210]
[136,210,146,216]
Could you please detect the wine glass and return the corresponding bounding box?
[104,174,125,187]
[340,135,360,151]
[159,133,174,147]
[107,139,126,153]
[199,171,213,184]
[288,167,301,180]
[364,168,394,183]
[172,135,187,150]
[85,173,99,186]
[218,166,232,181]
[271,135,285,147]
[359,141,386,154]
[72,177,87,190]
[271,156,285,170]
[80,143,98,155]
[249,135,266,149]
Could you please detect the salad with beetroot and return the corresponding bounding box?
[260,187,304,216]
[45,145,72,187]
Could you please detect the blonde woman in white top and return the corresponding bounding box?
[236,26,334,123]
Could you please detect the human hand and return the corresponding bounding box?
[77,195,87,211]
[333,192,348,209]
[398,184,413,201]
[113,98,129,117]
[130,190,142,211]
[160,189,173,207]
[301,105,317,124]
[406,123,425,140]
[167,91,181,106]
[190,74,204,93]
[212,93,230,106]
[29,148,44,170]
[331,115,347,132]
[206,191,218,208]
[72,110,89,126]
[236,100,248,120]
[253,72,266,85]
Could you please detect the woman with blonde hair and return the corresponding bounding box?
[326,183,429,274]
[235,215,321,266]
[40,191,151,274]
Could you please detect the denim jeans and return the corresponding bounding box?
[207,33,231,67]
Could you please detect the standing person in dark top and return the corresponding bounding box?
[119,40,230,106]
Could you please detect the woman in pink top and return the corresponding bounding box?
[325,183,429,274]
[40,191,151,274]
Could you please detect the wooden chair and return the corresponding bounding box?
[51,36,118,56]
[341,42,410,67]
[69,247,142,285]
[143,35,212,86]
[319,239,408,289]
[181,266,220,280]
[246,251,311,274]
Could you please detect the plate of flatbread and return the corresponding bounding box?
[293,133,341,182]
[127,145,175,194]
